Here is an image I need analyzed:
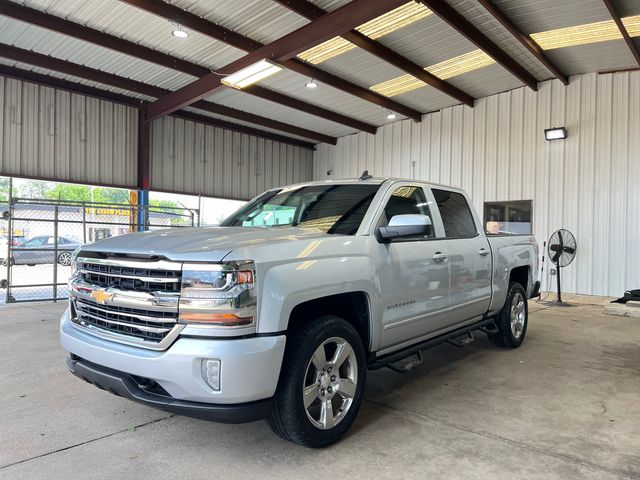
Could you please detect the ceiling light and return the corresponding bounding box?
[171,26,188,38]
[221,60,283,89]
[531,15,640,50]
[545,127,567,141]
[298,2,431,64]
[305,79,318,88]
[386,112,397,120]
[370,49,495,97]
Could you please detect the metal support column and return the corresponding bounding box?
[137,189,149,232]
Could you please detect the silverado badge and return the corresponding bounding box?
[90,289,113,305]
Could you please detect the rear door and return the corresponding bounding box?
[375,183,451,348]
[430,188,492,324]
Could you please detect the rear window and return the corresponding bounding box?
[432,189,477,238]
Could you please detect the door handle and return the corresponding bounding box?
[478,248,490,256]
[432,252,448,262]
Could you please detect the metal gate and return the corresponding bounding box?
[1,197,198,304]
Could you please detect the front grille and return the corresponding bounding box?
[78,261,181,293]
[74,299,176,343]
[71,257,182,349]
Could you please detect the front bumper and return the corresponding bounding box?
[66,356,272,423]
[60,309,286,406]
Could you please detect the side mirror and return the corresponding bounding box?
[378,214,432,242]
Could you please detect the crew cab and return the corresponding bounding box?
[61,177,539,447]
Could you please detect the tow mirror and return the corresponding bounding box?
[378,214,432,242]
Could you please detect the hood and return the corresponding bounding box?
[80,226,330,262]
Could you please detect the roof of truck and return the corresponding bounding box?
[278,177,467,194]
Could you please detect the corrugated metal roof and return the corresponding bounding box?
[206,86,359,138]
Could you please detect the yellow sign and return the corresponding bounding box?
[90,289,113,305]
[85,207,131,216]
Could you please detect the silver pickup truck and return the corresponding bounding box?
[61,177,539,447]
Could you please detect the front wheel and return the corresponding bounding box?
[268,315,366,448]
[58,252,72,266]
[488,282,528,348]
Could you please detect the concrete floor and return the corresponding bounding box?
[1,302,638,480]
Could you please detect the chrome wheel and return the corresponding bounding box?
[58,252,72,266]
[303,336,358,430]
[510,292,526,339]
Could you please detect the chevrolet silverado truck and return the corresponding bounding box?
[61,177,539,447]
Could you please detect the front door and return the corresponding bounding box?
[375,184,451,349]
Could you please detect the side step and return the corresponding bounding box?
[368,317,494,371]
[448,332,474,347]
[388,351,423,373]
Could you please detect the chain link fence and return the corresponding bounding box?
[1,197,198,304]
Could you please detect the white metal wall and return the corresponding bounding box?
[150,116,314,201]
[0,76,138,188]
[314,71,640,298]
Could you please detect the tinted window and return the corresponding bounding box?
[223,184,379,235]
[432,189,476,238]
[24,237,46,247]
[381,186,434,239]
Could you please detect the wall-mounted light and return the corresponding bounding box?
[222,60,283,89]
[305,79,318,89]
[545,127,567,141]
[386,111,397,120]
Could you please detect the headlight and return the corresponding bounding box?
[179,261,256,327]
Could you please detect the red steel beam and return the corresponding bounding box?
[0,44,337,145]
[275,0,475,107]
[602,0,640,66]
[418,0,539,91]
[475,0,568,85]
[145,0,410,120]
[0,65,317,149]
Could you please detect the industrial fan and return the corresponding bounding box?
[547,229,577,304]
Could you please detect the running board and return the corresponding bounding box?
[368,317,494,371]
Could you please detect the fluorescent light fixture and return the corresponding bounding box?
[545,127,567,141]
[305,79,318,88]
[221,60,283,89]
[531,15,640,50]
[386,112,397,120]
[171,26,188,38]
[298,2,431,64]
[370,49,495,97]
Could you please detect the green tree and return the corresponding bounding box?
[17,180,53,199]
[0,178,10,201]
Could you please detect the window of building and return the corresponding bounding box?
[432,189,477,238]
[484,200,532,234]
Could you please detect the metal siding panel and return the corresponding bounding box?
[313,72,640,297]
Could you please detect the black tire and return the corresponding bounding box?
[268,315,366,448]
[488,282,528,348]
[2,257,14,267]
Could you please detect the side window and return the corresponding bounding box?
[432,189,477,238]
[25,237,45,247]
[381,186,434,239]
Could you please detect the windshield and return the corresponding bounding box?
[222,184,380,235]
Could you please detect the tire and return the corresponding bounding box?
[2,257,14,267]
[268,315,366,448]
[58,252,72,266]
[488,282,528,348]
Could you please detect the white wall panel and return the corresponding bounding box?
[314,72,640,297]
[149,116,314,201]
[0,77,137,187]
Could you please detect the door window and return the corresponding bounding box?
[381,186,434,239]
[432,189,477,238]
[23,237,46,247]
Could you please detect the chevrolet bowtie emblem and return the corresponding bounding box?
[90,289,113,305]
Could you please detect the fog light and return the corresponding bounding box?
[201,359,221,391]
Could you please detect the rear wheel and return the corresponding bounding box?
[488,282,528,348]
[2,257,14,267]
[268,315,366,448]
